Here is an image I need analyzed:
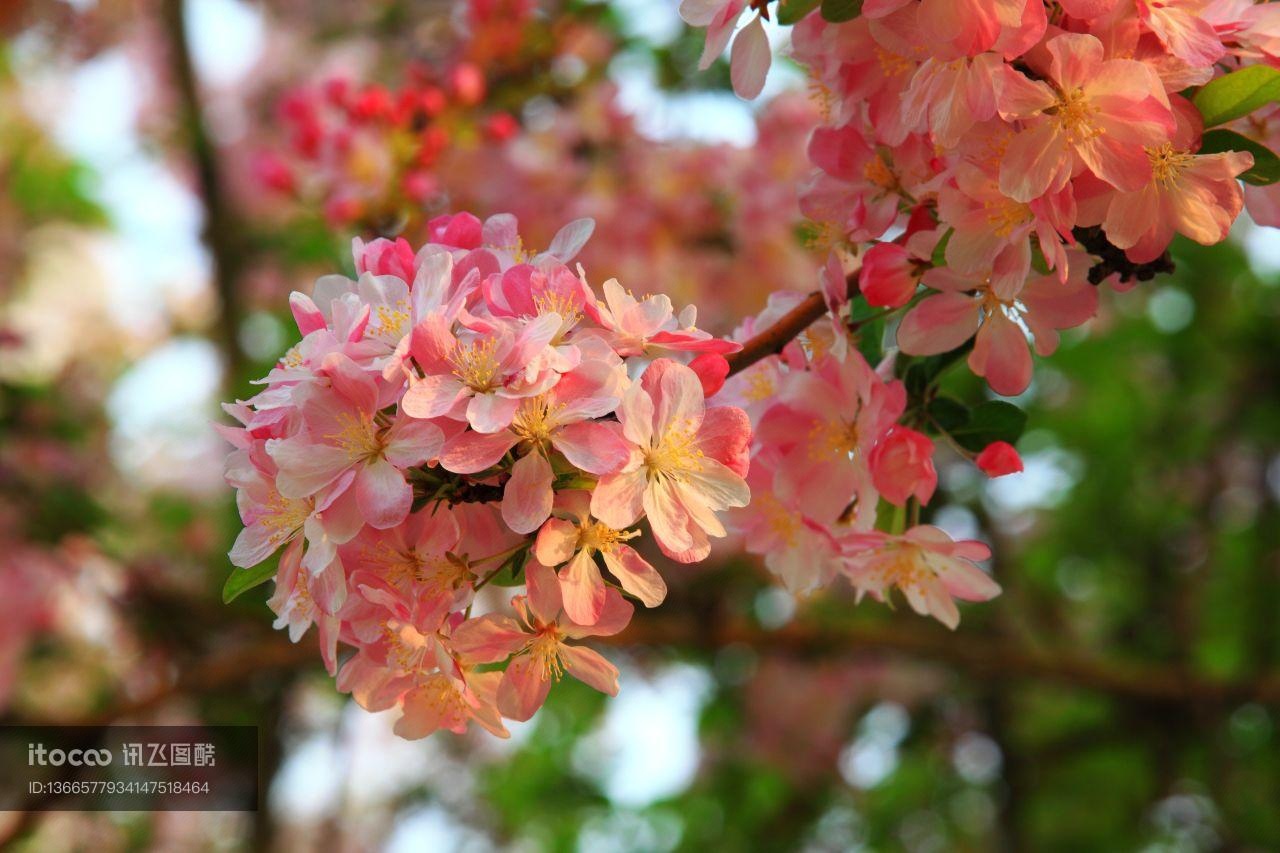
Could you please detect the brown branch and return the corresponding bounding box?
[161,0,246,383]
[610,614,1280,707]
[724,290,827,377]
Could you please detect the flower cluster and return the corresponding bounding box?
[221,213,751,737]
[684,0,1273,394]
[254,65,518,230]
[670,0,1280,631]
[717,296,1001,629]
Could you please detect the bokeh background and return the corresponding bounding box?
[1,1,1278,850]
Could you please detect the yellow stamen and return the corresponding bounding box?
[577,521,639,555]
[262,494,313,545]
[529,629,564,681]
[324,412,384,460]
[1051,87,1102,144]
[1146,142,1192,188]
[643,420,705,481]
[450,337,502,392]
[510,395,564,446]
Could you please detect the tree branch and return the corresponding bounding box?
[725,290,828,377]
[160,0,246,383]
[611,613,1280,707]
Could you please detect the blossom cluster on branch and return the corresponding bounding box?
[223,0,1280,739]
[222,214,752,737]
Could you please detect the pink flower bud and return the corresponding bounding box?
[859,243,918,308]
[689,353,730,398]
[869,426,937,506]
[975,441,1022,477]
[355,237,416,281]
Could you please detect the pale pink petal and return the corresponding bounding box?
[502,452,555,535]
[268,437,354,498]
[560,644,620,696]
[999,122,1069,202]
[354,457,412,529]
[440,430,519,474]
[524,561,564,624]
[497,655,553,722]
[896,292,982,356]
[558,549,607,626]
[969,312,1033,396]
[616,384,655,448]
[603,546,667,608]
[402,374,466,419]
[534,518,579,567]
[467,392,521,434]
[552,421,630,475]
[590,469,647,529]
[642,478,695,554]
[383,418,444,467]
[729,15,770,100]
[452,614,528,663]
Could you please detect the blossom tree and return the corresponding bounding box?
[216,0,1280,742]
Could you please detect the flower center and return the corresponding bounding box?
[375,543,471,595]
[532,290,582,334]
[326,412,385,461]
[578,520,637,554]
[382,620,428,672]
[262,494,313,544]
[643,423,705,481]
[1051,87,1101,143]
[984,198,1032,238]
[1146,142,1192,188]
[809,418,860,459]
[373,301,412,343]
[414,672,471,722]
[879,544,934,591]
[744,369,775,402]
[529,629,564,681]
[759,493,800,547]
[511,395,562,446]
[450,337,502,392]
[863,154,896,190]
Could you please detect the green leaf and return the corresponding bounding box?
[1193,65,1280,127]
[930,228,953,268]
[874,497,906,534]
[222,561,278,604]
[927,396,970,433]
[1198,129,1280,186]
[948,400,1028,452]
[777,0,820,24]
[820,0,862,23]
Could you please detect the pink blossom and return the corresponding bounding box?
[839,525,1001,629]
[400,313,561,433]
[897,263,1098,396]
[590,279,740,359]
[451,563,632,721]
[268,353,444,530]
[438,360,631,534]
[997,33,1175,202]
[869,426,938,506]
[534,491,667,625]
[591,359,751,563]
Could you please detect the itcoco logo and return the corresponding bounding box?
[27,744,113,766]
